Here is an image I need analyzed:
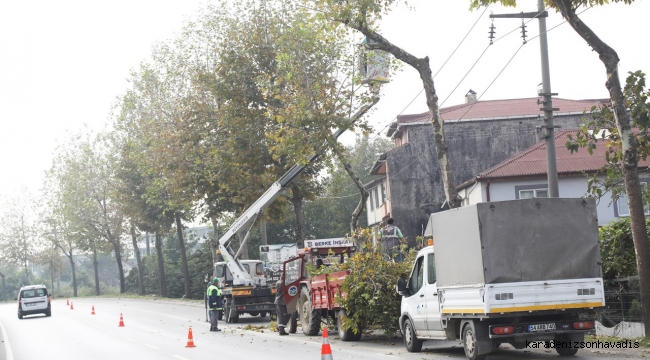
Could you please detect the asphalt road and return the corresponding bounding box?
[0,298,646,360]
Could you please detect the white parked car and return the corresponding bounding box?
[17,285,51,319]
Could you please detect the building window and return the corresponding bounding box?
[617,183,650,216]
[369,191,374,211]
[374,187,380,209]
[519,189,548,199]
[381,183,386,204]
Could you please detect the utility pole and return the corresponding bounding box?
[491,0,559,197]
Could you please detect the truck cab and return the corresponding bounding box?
[214,260,266,287]
[398,245,446,341]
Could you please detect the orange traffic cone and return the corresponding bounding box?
[185,327,196,348]
[118,313,125,327]
[70,302,74,310]
[321,327,333,360]
[91,305,96,315]
[66,298,69,305]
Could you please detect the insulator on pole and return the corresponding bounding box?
[520,19,528,44]
[488,20,496,45]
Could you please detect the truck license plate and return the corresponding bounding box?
[529,323,556,332]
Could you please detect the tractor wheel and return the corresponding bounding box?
[299,287,321,336]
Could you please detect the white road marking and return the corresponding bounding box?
[0,319,14,360]
[143,343,160,350]
[171,355,191,360]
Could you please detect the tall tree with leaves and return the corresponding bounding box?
[0,191,37,284]
[472,0,650,338]
[313,0,462,209]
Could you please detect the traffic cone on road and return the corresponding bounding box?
[185,327,196,348]
[118,313,125,327]
[91,305,96,315]
[70,302,74,310]
[321,327,334,360]
[66,298,69,305]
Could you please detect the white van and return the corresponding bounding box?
[17,285,51,319]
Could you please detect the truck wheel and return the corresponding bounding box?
[403,318,422,352]
[554,334,580,356]
[462,323,486,360]
[260,311,267,318]
[337,309,358,342]
[223,302,231,323]
[555,347,579,356]
[299,287,321,336]
[218,310,223,321]
[249,311,260,317]
[288,311,298,334]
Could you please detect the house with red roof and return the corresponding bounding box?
[457,130,650,226]
[365,92,609,244]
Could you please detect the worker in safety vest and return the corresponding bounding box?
[380,218,405,262]
[207,278,223,332]
[275,281,289,336]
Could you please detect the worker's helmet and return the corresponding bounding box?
[212,277,219,283]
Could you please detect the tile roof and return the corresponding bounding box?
[396,97,609,124]
[466,130,650,184]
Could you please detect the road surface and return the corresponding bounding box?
[0,298,646,360]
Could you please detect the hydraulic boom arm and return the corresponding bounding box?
[217,96,380,286]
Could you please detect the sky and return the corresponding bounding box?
[1,0,648,200]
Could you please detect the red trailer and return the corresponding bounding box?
[281,239,362,341]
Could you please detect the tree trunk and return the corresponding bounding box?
[107,231,125,294]
[146,233,151,256]
[346,22,461,209]
[290,183,306,246]
[210,216,220,265]
[0,271,6,297]
[328,137,369,237]
[49,256,55,297]
[237,232,250,260]
[91,239,100,296]
[155,232,167,297]
[260,220,268,246]
[553,0,650,338]
[112,243,125,293]
[23,257,29,285]
[130,226,145,295]
[175,213,191,298]
[68,254,78,297]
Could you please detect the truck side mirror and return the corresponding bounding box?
[396,277,409,296]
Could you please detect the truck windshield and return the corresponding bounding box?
[410,256,424,294]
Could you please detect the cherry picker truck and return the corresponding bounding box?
[213,95,380,324]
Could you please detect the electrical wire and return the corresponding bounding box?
[363,4,491,144]
[363,7,584,185]
[321,6,572,199]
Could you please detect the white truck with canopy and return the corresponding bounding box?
[398,198,605,359]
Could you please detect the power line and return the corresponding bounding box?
[364,5,491,144]
[445,43,526,135]
[328,6,562,196]
[371,18,572,184]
